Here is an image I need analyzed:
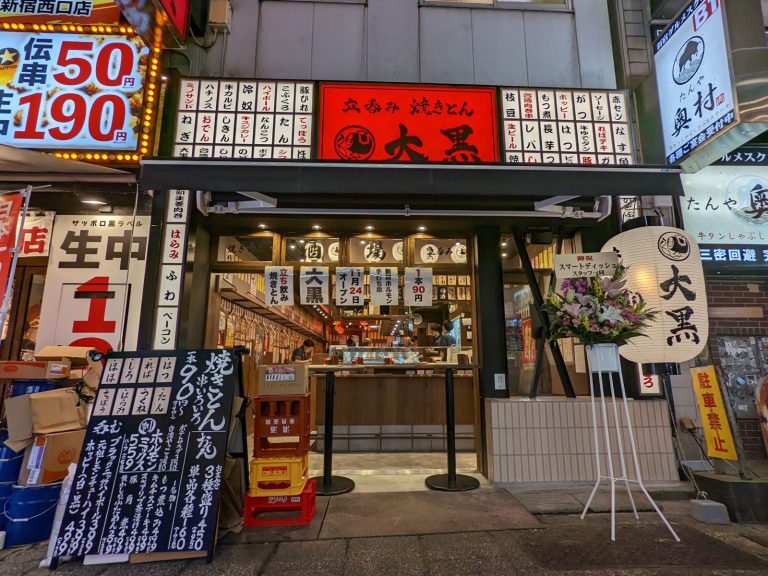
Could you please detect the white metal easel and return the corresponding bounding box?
[580,343,680,542]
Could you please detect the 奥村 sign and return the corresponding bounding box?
[0,31,149,151]
[654,0,737,164]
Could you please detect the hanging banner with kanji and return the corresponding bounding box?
[18,212,54,257]
[0,192,23,296]
[690,365,738,460]
[299,265,329,305]
[370,266,398,306]
[265,266,294,306]
[36,215,149,354]
[335,267,364,307]
[318,83,499,163]
[404,267,432,307]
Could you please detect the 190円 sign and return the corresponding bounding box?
[0,31,148,150]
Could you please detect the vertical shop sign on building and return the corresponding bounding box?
[499,88,634,165]
[370,267,398,306]
[36,215,150,353]
[0,30,150,152]
[54,349,239,559]
[265,265,294,306]
[318,83,499,163]
[17,212,54,257]
[174,78,314,160]
[654,0,737,164]
[299,265,329,305]
[153,190,190,350]
[335,267,364,307]
[603,226,708,364]
[404,267,432,307]
[690,365,738,460]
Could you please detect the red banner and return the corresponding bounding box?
[318,83,499,163]
[0,193,23,296]
[522,318,535,368]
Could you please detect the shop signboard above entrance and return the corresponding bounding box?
[499,88,634,166]
[654,0,736,165]
[681,166,768,268]
[318,83,499,163]
[0,29,154,160]
[0,0,122,26]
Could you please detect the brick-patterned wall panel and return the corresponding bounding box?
[705,275,768,459]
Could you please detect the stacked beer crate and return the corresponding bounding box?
[244,365,315,527]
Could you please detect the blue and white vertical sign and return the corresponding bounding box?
[654,0,737,164]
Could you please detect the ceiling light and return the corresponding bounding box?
[312,224,321,230]
[501,242,508,248]
[418,225,426,232]
[258,223,267,229]
[365,225,374,231]
[82,199,107,205]
[501,253,508,258]
[298,239,305,244]
[360,240,366,244]
[289,244,296,249]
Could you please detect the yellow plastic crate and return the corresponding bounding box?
[249,454,308,497]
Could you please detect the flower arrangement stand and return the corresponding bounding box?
[580,343,680,542]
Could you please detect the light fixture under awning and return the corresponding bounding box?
[0,145,136,184]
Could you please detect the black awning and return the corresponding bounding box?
[140,159,683,198]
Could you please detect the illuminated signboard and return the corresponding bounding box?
[0,0,121,26]
[0,30,150,154]
[158,0,188,40]
[500,88,634,165]
[318,83,499,163]
[654,0,737,164]
[173,78,314,160]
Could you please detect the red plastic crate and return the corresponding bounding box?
[253,434,311,458]
[253,394,311,439]
[243,478,317,527]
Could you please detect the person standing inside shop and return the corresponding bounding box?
[291,339,315,364]
[435,320,456,347]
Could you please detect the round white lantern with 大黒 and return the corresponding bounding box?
[602,226,708,364]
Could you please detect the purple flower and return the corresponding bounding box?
[560,279,574,293]
[574,279,589,294]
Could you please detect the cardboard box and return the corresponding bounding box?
[0,359,71,380]
[18,429,86,486]
[35,346,94,366]
[257,365,309,396]
[5,388,88,450]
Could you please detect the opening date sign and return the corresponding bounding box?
[318,83,499,163]
[0,31,148,151]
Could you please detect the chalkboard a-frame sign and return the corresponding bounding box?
[53,348,240,565]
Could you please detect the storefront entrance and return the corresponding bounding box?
[206,216,482,484]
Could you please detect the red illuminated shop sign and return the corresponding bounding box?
[318,83,499,164]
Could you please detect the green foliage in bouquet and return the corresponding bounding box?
[542,264,658,346]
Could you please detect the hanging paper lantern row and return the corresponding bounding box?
[602,226,708,364]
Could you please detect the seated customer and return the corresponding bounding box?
[290,339,315,364]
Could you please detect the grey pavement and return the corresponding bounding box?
[3,492,768,575]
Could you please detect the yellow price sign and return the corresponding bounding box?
[690,365,738,460]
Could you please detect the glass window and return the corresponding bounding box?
[285,237,340,263]
[424,0,566,6]
[218,235,273,263]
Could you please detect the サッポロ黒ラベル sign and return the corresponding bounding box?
[654,0,736,164]
[318,83,499,163]
[0,31,149,151]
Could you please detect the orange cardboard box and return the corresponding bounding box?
[17,429,86,486]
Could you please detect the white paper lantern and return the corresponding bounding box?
[602,226,708,364]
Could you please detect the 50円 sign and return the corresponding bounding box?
[0,31,148,151]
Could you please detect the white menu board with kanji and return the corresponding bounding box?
[174,78,314,160]
[36,215,150,353]
[500,88,634,166]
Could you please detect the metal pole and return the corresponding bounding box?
[311,370,355,496]
[0,186,31,337]
[426,367,480,491]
